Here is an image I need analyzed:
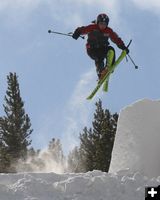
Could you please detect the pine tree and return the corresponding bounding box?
[68,145,86,173]
[68,146,79,172]
[48,138,64,164]
[79,127,96,171]
[0,72,33,172]
[92,100,118,171]
[79,99,118,172]
[0,136,10,172]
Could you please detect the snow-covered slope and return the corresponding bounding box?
[0,99,160,200]
[110,99,160,178]
[0,170,160,200]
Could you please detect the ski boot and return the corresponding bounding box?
[95,60,105,80]
[99,67,108,81]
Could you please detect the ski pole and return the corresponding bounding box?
[126,40,139,69]
[127,39,132,48]
[127,54,139,69]
[125,40,131,63]
[48,30,85,39]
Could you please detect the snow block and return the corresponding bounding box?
[110,99,160,178]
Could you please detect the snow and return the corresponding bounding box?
[0,170,159,200]
[0,99,160,200]
[110,99,160,178]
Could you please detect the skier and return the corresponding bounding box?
[72,13,129,80]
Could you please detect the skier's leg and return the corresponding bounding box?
[87,47,104,79]
[105,46,115,69]
[96,46,115,80]
[94,47,108,79]
[95,59,105,78]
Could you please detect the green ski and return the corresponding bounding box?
[103,78,109,92]
[86,50,126,100]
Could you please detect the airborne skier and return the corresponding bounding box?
[72,13,129,80]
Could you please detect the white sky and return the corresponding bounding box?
[0,0,160,151]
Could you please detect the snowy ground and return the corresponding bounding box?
[0,170,160,200]
[1,99,160,200]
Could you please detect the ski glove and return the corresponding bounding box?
[118,45,129,54]
[72,28,81,40]
[123,46,129,54]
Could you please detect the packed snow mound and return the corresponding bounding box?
[0,170,160,200]
[110,99,160,178]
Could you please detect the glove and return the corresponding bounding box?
[72,28,81,40]
[123,46,129,54]
[119,44,129,54]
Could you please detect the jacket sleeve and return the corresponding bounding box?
[106,27,126,49]
[75,24,97,35]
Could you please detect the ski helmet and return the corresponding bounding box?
[96,13,109,26]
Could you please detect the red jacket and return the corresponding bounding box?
[77,24,125,49]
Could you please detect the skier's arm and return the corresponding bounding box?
[72,24,97,40]
[107,28,129,54]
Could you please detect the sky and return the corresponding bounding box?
[0,0,160,152]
